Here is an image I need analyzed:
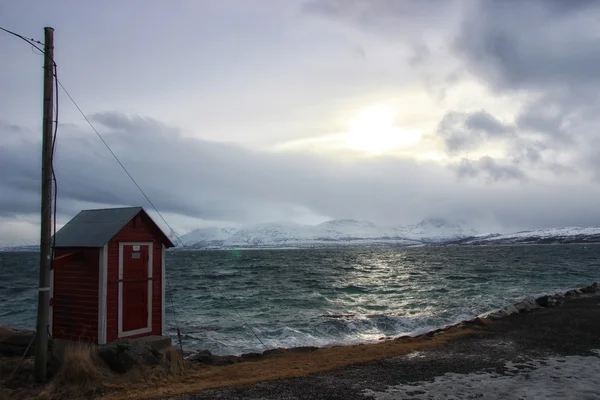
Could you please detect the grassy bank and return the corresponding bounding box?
[0,344,185,399]
[1,322,482,399]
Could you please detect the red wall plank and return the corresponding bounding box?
[52,247,99,343]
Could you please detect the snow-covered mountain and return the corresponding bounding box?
[3,224,600,252]
[177,227,238,248]
[408,218,479,243]
[456,227,600,246]
[177,218,474,249]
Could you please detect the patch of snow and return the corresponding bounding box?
[179,227,238,247]
[464,226,600,245]
[364,351,600,399]
[403,218,478,242]
[494,226,600,239]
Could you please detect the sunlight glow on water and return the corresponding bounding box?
[1,245,599,355]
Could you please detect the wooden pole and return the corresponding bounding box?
[34,26,54,383]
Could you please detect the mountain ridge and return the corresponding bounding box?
[177,218,464,249]
[3,221,600,252]
[174,219,600,250]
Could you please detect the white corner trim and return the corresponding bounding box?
[118,242,153,338]
[98,244,108,344]
[161,244,166,336]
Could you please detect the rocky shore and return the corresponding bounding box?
[167,282,600,400]
[182,282,600,367]
[2,282,600,399]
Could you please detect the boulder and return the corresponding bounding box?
[188,350,240,366]
[98,339,160,373]
[0,327,35,356]
[551,296,565,306]
[514,300,539,313]
[535,295,550,307]
[535,295,564,308]
[502,304,519,315]
[580,283,598,294]
[481,309,509,320]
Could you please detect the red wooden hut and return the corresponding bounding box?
[51,207,175,344]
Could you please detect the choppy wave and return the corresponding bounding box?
[2,245,599,355]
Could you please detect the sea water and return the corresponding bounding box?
[1,245,599,355]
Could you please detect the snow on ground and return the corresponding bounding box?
[480,227,600,241]
[364,350,600,400]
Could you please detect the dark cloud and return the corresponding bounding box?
[303,0,457,42]
[542,0,599,14]
[3,113,599,236]
[450,1,600,180]
[0,121,27,133]
[408,43,431,67]
[0,114,452,226]
[465,110,512,136]
[453,156,526,182]
[516,108,568,143]
[455,0,600,92]
[436,110,513,153]
[91,113,178,137]
[304,0,442,20]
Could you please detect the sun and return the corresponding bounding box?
[343,104,422,154]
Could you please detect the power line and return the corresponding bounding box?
[1,26,59,362]
[51,63,59,269]
[56,80,270,353]
[0,26,45,55]
[1,23,269,353]
[0,26,59,256]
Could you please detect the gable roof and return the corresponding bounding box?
[54,206,175,248]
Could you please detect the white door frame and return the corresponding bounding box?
[118,242,153,338]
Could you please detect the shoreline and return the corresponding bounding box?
[1,282,600,399]
[174,291,600,400]
[1,282,597,360]
[183,282,598,363]
[113,286,600,399]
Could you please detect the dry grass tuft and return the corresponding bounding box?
[52,342,106,386]
[1,343,192,399]
[0,356,37,399]
[160,346,186,376]
[45,342,111,399]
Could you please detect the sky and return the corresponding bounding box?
[2,0,600,245]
